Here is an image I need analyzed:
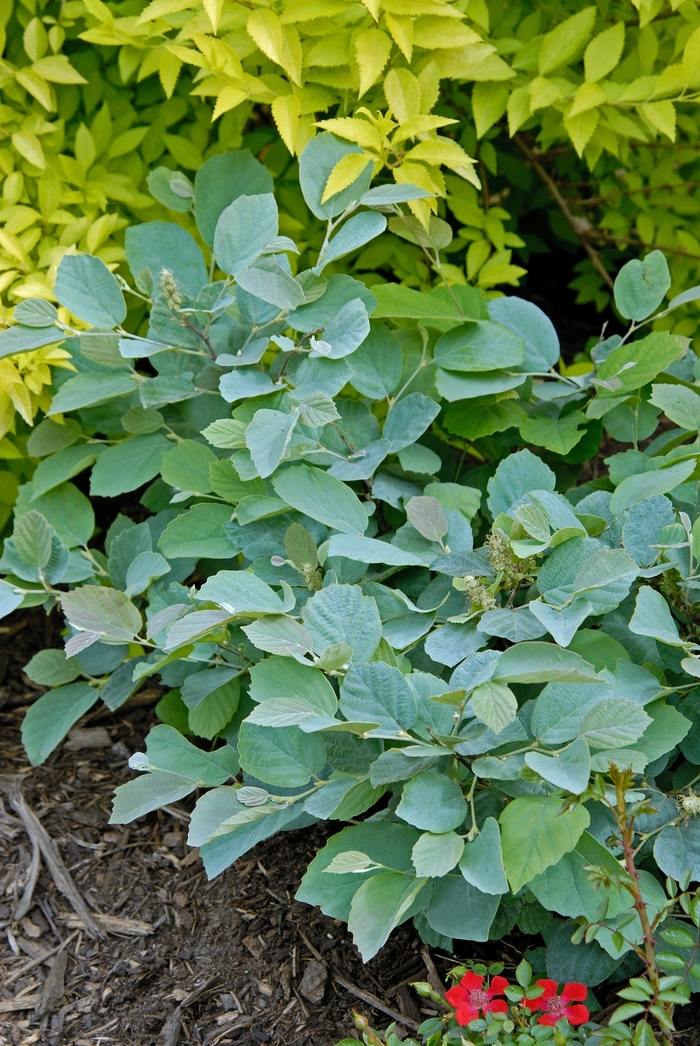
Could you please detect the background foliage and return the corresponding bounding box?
[5,0,700,454]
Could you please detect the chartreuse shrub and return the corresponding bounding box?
[0,0,209,501]
[70,0,700,302]
[7,0,700,454]
[70,0,700,177]
[5,142,700,1001]
[0,0,499,512]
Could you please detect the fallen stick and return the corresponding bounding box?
[4,929,80,989]
[160,974,218,1046]
[295,927,421,1031]
[58,912,154,936]
[0,995,42,1013]
[8,783,105,939]
[421,947,447,996]
[35,949,68,1016]
[332,973,420,1032]
[13,834,40,922]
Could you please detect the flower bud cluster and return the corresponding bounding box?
[159,267,183,310]
[487,530,537,588]
[455,574,497,612]
[302,563,324,592]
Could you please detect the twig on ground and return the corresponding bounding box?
[297,929,323,962]
[0,993,43,1013]
[421,947,447,996]
[513,134,614,291]
[161,974,219,1046]
[13,834,40,922]
[35,948,68,1016]
[58,912,154,936]
[5,780,106,939]
[161,804,191,824]
[206,1017,255,1046]
[4,929,80,988]
[292,984,310,1018]
[331,973,420,1032]
[299,927,415,1028]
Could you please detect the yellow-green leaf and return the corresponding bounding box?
[247,9,302,86]
[653,63,686,98]
[507,84,531,135]
[568,81,607,118]
[412,16,481,49]
[564,108,600,157]
[404,138,479,187]
[272,94,301,155]
[385,12,413,61]
[316,116,383,151]
[23,17,48,62]
[135,0,194,24]
[162,133,203,171]
[202,0,223,33]
[355,28,392,97]
[620,75,657,103]
[108,127,148,159]
[384,67,421,122]
[392,114,458,144]
[472,81,508,137]
[11,132,45,170]
[75,123,96,169]
[32,55,88,84]
[683,25,700,89]
[321,153,373,202]
[640,100,676,141]
[584,22,625,82]
[358,0,380,17]
[538,6,596,77]
[16,70,55,112]
[529,76,565,112]
[159,49,181,98]
[212,86,249,120]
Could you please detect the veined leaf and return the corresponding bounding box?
[500,796,590,893]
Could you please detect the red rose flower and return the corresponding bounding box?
[445,972,510,1026]
[529,980,589,1026]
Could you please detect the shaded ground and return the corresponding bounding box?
[0,701,450,1046]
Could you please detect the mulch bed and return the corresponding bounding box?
[2,608,700,1046]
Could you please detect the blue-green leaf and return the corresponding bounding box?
[54,254,127,327]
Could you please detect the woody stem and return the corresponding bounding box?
[613,774,674,1046]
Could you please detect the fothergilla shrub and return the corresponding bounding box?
[3,136,700,1033]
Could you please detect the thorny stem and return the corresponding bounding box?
[610,771,675,1046]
